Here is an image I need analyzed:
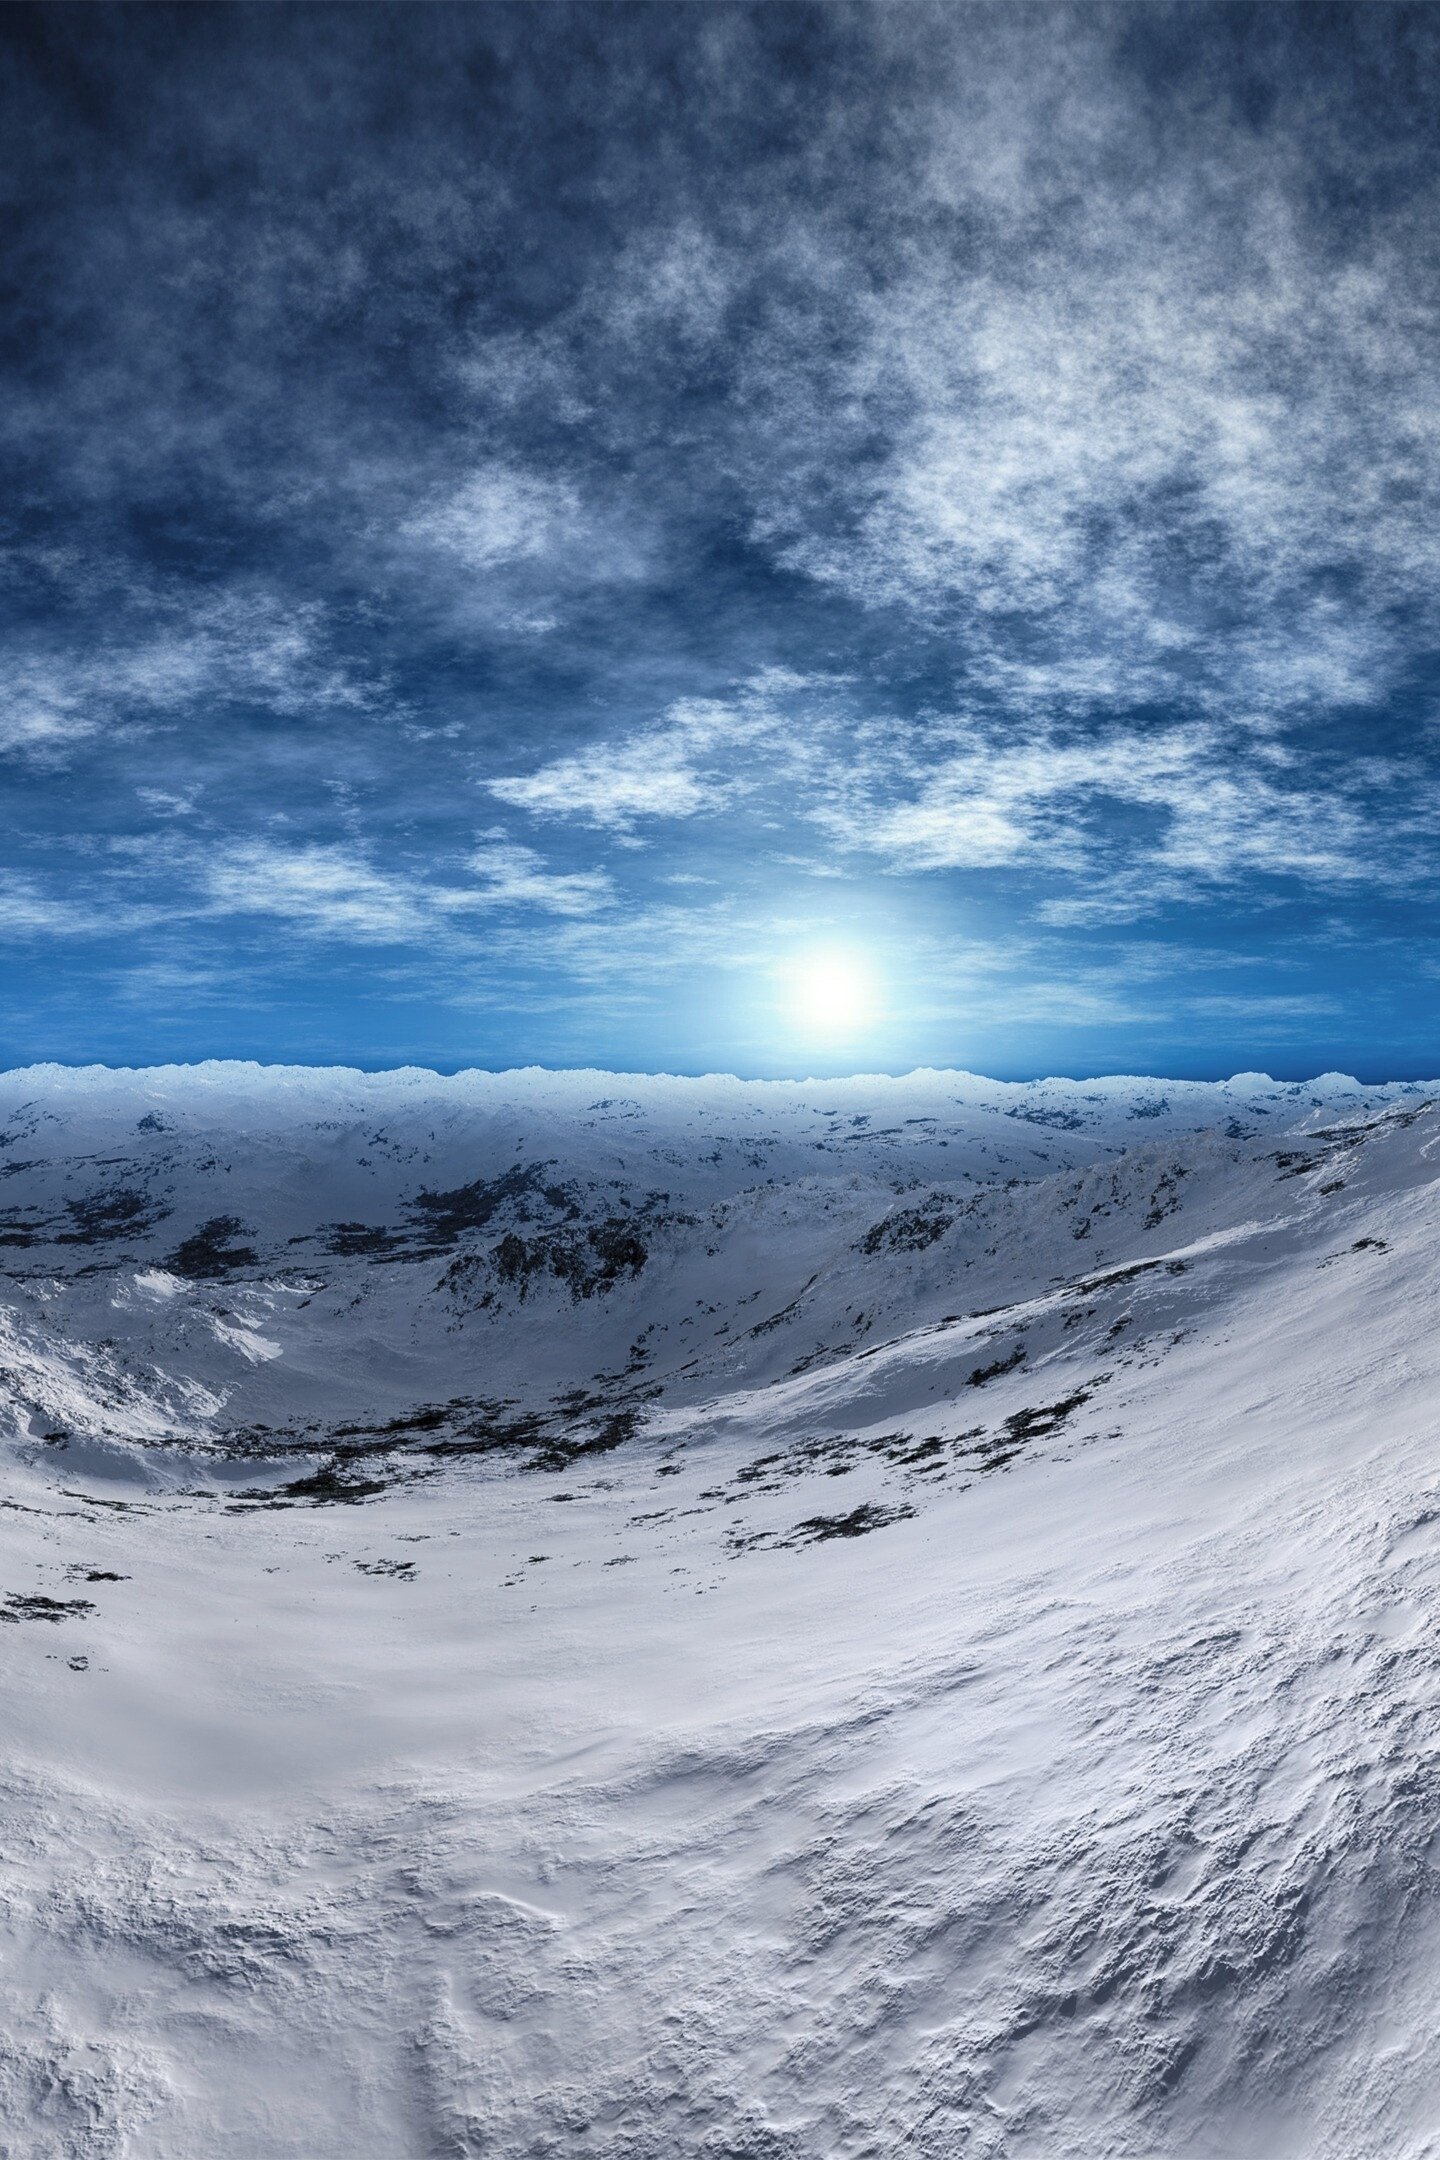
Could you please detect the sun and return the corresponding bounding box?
[785,951,879,1039]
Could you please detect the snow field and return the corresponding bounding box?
[2,1064,1440,2155]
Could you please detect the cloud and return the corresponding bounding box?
[202,837,612,943]
[0,702,97,761]
[204,844,429,940]
[486,672,814,832]
[807,712,1433,931]
[822,724,1383,891]
[488,735,719,829]
[400,466,583,574]
[1186,994,1341,1020]
[459,842,612,918]
[488,668,1412,917]
[0,876,152,939]
[0,593,379,769]
[392,462,650,637]
[728,16,1440,732]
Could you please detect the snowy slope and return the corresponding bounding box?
[3,1062,1440,2156]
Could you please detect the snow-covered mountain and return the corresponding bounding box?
[4,1060,1440,2156]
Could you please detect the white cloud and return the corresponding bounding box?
[483,653,1427,919]
[396,463,648,620]
[488,736,718,828]
[0,702,97,760]
[1187,994,1341,1020]
[736,26,1440,724]
[457,843,612,918]
[206,844,429,940]
[486,670,820,832]
[0,876,152,938]
[401,465,584,573]
[202,837,613,942]
[814,720,1397,902]
[0,593,377,768]
[2,831,615,952]
[0,654,113,760]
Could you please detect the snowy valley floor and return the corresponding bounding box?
[4,1064,1440,2155]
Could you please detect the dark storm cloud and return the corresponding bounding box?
[4,2,1440,1071]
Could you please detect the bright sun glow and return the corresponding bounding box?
[784,952,880,1039]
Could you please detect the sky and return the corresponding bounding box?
[5,1,1440,1080]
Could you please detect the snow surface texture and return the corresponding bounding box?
[4,1060,1440,2157]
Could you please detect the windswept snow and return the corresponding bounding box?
[3,1062,1440,2155]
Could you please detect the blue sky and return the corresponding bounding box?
[5,1,1440,1079]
